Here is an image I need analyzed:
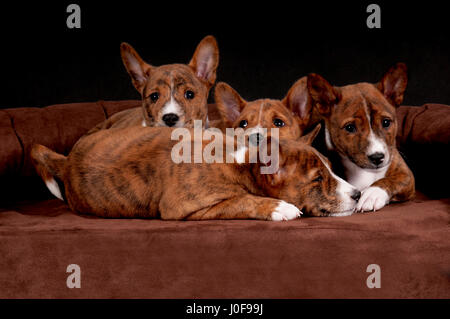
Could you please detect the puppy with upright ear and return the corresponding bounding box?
[213,78,318,140]
[86,35,219,134]
[305,63,414,213]
[121,36,219,96]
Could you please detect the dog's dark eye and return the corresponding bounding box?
[185,90,195,100]
[149,92,159,102]
[344,123,356,133]
[273,118,285,127]
[382,118,391,128]
[239,120,248,128]
[312,175,323,183]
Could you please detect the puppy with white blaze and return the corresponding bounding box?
[306,63,415,212]
[87,35,219,133]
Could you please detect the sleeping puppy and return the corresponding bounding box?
[30,124,360,219]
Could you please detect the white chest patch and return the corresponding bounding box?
[342,156,389,190]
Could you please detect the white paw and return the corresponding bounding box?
[271,201,302,221]
[356,186,390,212]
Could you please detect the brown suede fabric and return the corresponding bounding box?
[0,194,448,298]
[396,103,450,198]
[397,103,450,146]
[0,100,140,176]
[0,101,449,298]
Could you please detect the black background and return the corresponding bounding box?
[0,0,449,109]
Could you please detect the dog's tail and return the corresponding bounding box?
[30,144,67,201]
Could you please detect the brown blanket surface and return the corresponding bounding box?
[0,100,141,177]
[1,193,448,299]
[0,101,449,299]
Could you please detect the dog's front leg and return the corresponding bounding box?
[186,194,302,221]
[357,151,415,212]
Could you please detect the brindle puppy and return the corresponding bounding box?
[31,125,360,219]
[213,77,315,140]
[88,35,219,133]
[307,63,415,212]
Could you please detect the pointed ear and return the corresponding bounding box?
[282,76,312,128]
[214,82,247,126]
[120,42,153,94]
[189,35,219,88]
[299,123,321,145]
[376,62,408,107]
[307,73,341,116]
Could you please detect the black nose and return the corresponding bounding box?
[368,152,385,166]
[162,113,179,127]
[351,190,361,202]
[249,133,263,146]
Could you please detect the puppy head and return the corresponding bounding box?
[254,126,360,216]
[307,63,407,169]
[120,35,219,128]
[214,79,313,141]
